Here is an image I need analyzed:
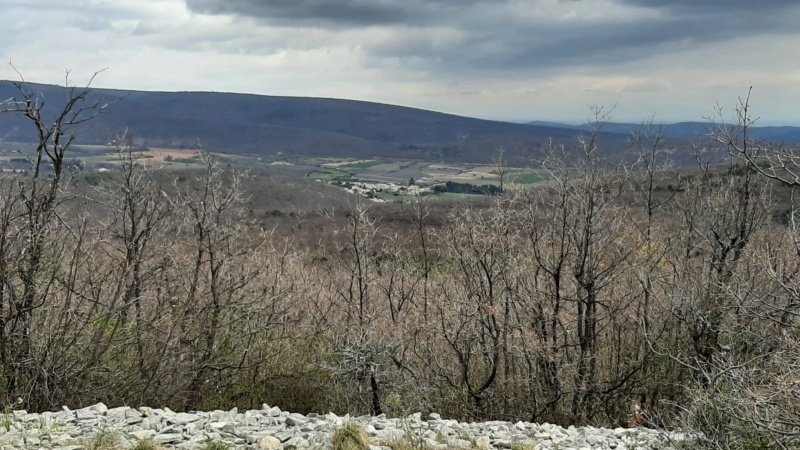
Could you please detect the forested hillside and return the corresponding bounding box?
[0,80,588,164]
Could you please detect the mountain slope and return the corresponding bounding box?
[0,81,611,164]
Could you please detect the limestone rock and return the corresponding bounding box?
[0,404,686,450]
[258,435,282,450]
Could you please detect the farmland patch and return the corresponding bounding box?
[308,168,351,180]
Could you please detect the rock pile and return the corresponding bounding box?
[0,403,690,450]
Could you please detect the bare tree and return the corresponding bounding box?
[647,93,798,449]
[171,150,264,409]
[621,118,684,414]
[402,192,433,316]
[563,109,636,421]
[718,87,800,188]
[0,69,109,405]
[431,198,517,418]
[493,147,510,194]
[89,132,174,396]
[516,141,572,422]
[675,117,771,367]
[321,201,389,415]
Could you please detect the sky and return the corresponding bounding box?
[1,0,799,125]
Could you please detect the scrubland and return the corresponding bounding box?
[1,86,798,450]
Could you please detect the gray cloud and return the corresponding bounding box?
[618,0,799,13]
[0,0,796,125]
[181,0,800,79]
[185,0,481,27]
[621,79,672,93]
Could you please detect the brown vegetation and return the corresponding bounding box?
[1,80,798,449]
[133,148,200,163]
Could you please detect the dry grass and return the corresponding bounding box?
[323,159,377,168]
[131,148,200,163]
[84,430,124,450]
[333,421,370,450]
[130,438,169,450]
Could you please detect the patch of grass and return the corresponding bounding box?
[1,404,14,432]
[384,426,490,450]
[511,172,549,184]
[386,436,427,450]
[130,438,168,450]
[260,154,288,163]
[84,430,124,450]
[339,160,384,169]
[432,192,479,200]
[333,421,370,450]
[511,443,535,450]
[172,157,204,165]
[457,433,478,447]
[201,440,231,450]
[308,168,351,180]
[375,191,415,202]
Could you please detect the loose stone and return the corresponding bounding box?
[0,403,691,450]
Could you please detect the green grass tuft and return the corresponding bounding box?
[201,440,232,450]
[130,438,169,450]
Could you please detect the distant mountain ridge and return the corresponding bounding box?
[0,80,591,164]
[526,120,800,142]
[7,80,790,165]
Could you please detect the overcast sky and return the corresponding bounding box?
[2,0,799,124]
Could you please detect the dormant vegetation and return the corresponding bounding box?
[1,79,798,450]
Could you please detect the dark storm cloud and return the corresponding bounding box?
[184,0,480,27]
[183,0,800,76]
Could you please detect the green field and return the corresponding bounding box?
[510,172,549,184]
[260,154,288,163]
[338,160,384,169]
[484,171,549,185]
[308,168,351,180]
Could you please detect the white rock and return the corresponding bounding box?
[126,416,144,425]
[492,438,513,448]
[586,434,603,446]
[286,413,307,426]
[74,409,95,421]
[0,404,685,450]
[169,412,201,425]
[141,417,160,431]
[106,406,131,421]
[284,436,309,448]
[90,403,108,414]
[154,432,184,444]
[258,435,282,450]
[130,429,157,440]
